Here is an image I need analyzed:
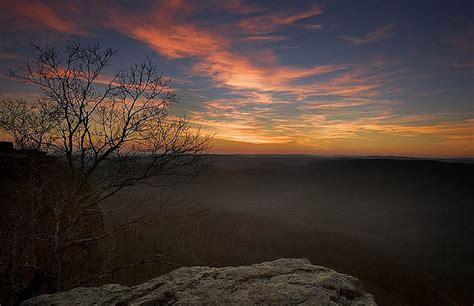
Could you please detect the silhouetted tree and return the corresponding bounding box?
[0,40,211,305]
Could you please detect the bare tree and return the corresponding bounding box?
[0,98,55,150]
[6,40,210,193]
[0,40,211,304]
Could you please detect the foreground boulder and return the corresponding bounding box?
[22,258,376,305]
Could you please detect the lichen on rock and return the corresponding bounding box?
[22,258,377,305]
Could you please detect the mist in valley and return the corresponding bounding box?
[105,155,474,305]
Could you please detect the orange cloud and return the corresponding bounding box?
[193,50,344,91]
[4,1,84,34]
[188,83,473,156]
[107,1,227,59]
[300,98,385,110]
[106,2,342,94]
[211,137,317,154]
[2,1,470,157]
[125,24,228,59]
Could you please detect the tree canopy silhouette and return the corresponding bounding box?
[0,40,211,305]
[3,40,211,199]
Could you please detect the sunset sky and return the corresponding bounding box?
[0,0,472,157]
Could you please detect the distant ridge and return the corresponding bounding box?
[209,153,474,164]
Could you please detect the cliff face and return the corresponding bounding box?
[22,258,376,305]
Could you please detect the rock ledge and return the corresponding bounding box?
[22,258,376,305]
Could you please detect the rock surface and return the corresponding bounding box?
[22,258,376,305]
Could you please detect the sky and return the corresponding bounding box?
[0,0,473,157]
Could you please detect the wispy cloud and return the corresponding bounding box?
[241,35,287,42]
[239,6,323,34]
[8,1,404,151]
[192,51,344,91]
[0,1,471,156]
[306,24,323,31]
[2,1,85,34]
[107,1,228,59]
[105,1,340,94]
[340,23,396,45]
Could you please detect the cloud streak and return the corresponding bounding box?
[0,1,471,157]
[105,1,341,95]
[2,1,85,34]
[340,23,396,45]
[239,6,323,34]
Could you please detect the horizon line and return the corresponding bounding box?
[209,152,474,160]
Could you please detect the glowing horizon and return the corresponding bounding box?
[0,0,472,157]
